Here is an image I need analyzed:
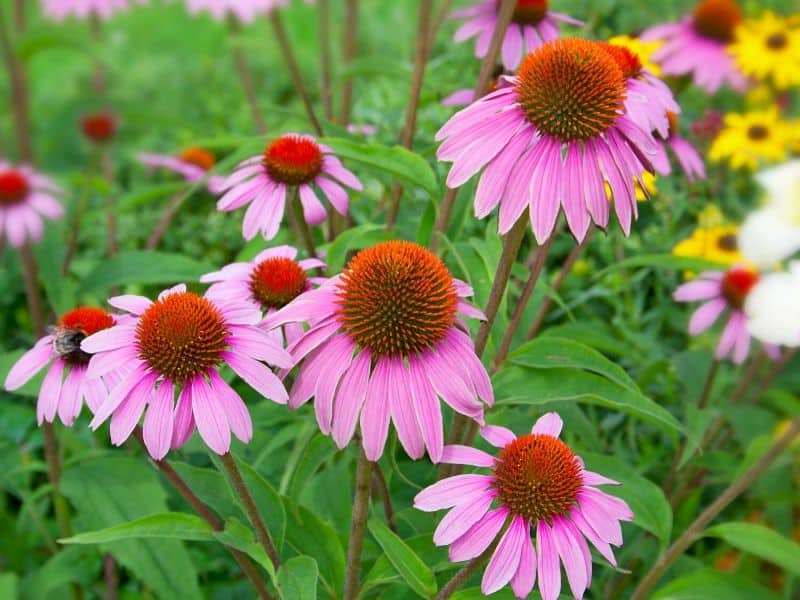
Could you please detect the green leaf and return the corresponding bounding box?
[0,573,18,600]
[283,498,345,596]
[212,518,277,583]
[703,522,800,576]
[652,568,781,600]
[507,337,640,393]
[60,512,214,544]
[117,182,188,211]
[20,546,96,600]
[494,367,683,434]
[581,453,672,546]
[170,462,244,524]
[320,137,438,196]
[277,556,319,600]
[61,457,201,599]
[14,29,90,61]
[324,224,395,274]
[594,254,725,278]
[79,251,216,294]
[367,518,437,598]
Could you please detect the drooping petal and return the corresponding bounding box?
[143,381,175,460]
[481,514,527,595]
[449,507,508,562]
[414,474,495,511]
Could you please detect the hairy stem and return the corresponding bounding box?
[146,191,188,251]
[269,11,324,136]
[434,545,494,600]
[219,453,281,570]
[103,554,118,600]
[386,0,434,229]
[318,0,334,120]
[339,0,359,125]
[631,417,800,600]
[343,447,372,600]
[229,19,268,134]
[371,464,397,533]
[0,1,33,162]
[19,243,47,336]
[287,187,318,258]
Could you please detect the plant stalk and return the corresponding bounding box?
[146,191,188,251]
[343,447,372,600]
[229,18,268,134]
[339,0,359,125]
[371,464,397,533]
[318,0,334,121]
[631,417,800,600]
[434,544,494,600]
[287,186,318,259]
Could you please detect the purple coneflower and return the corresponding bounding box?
[138,147,226,194]
[41,0,144,20]
[652,112,706,182]
[437,38,659,243]
[216,133,362,241]
[452,0,581,70]
[81,284,292,458]
[185,0,286,22]
[640,0,747,94]
[201,245,326,346]
[0,163,64,247]
[263,241,492,462]
[4,307,121,426]
[414,413,633,600]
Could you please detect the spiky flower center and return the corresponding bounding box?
[337,241,457,357]
[601,42,643,79]
[766,33,788,50]
[747,124,769,141]
[721,267,759,309]
[179,147,216,171]
[55,307,115,366]
[136,292,228,382]
[249,257,308,310]
[493,433,583,524]
[81,113,117,143]
[263,135,324,186]
[692,0,742,43]
[516,39,626,142]
[503,0,548,25]
[0,170,30,205]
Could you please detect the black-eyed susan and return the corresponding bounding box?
[607,34,663,76]
[730,11,800,90]
[709,108,793,170]
[673,223,745,267]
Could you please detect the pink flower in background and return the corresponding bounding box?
[0,162,64,248]
[415,413,633,600]
[201,244,326,346]
[4,308,121,426]
[437,39,658,243]
[452,0,582,70]
[138,147,226,194]
[263,241,492,462]
[185,0,287,22]
[673,266,777,363]
[652,112,707,182]
[41,0,145,20]
[216,133,362,241]
[82,284,292,458]
[640,0,747,94]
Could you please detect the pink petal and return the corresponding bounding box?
[209,370,252,444]
[143,381,175,460]
[552,516,588,599]
[80,326,136,354]
[536,520,561,600]
[449,507,508,562]
[408,354,445,463]
[38,359,65,424]
[413,474,495,511]
[360,359,391,461]
[688,298,727,335]
[387,357,425,459]
[109,373,156,446]
[433,490,496,546]
[510,525,536,599]
[171,385,196,450]
[5,336,54,390]
[532,412,563,437]
[57,365,83,426]
[480,424,516,447]
[222,351,288,404]
[191,375,231,455]
[332,350,371,449]
[441,444,496,467]
[482,514,527,595]
[313,334,355,435]
[108,294,152,315]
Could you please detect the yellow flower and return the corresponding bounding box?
[607,35,663,76]
[730,12,800,90]
[745,83,775,108]
[672,224,745,268]
[708,108,792,170]
[604,172,657,203]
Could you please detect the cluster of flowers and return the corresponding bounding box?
[2,0,798,598]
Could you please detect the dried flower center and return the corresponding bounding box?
[81,113,117,143]
[0,170,30,205]
[249,257,308,310]
[493,433,583,524]
[337,241,457,357]
[55,307,115,366]
[601,42,643,79]
[263,135,324,186]
[136,292,228,382]
[721,267,759,309]
[716,233,738,251]
[692,0,742,43]
[516,39,626,142]
[503,0,548,25]
[747,124,769,141]
[766,32,788,50]
[179,147,216,171]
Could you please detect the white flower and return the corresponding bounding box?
[755,160,800,221]
[739,207,800,269]
[745,261,800,347]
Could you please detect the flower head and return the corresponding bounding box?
[673,223,744,269]
[201,245,326,346]
[709,108,793,170]
[674,266,775,363]
[730,11,800,90]
[41,0,145,20]
[264,241,492,462]
[745,262,800,347]
[81,111,118,144]
[414,413,633,600]
[641,0,747,93]
[4,307,119,426]
[185,0,287,22]
[216,133,362,241]
[138,148,226,194]
[451,0,582,70]
[0,162,64,247]
[81,285,292,458]
[437,38,660,243]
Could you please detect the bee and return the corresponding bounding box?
[49,326,87,359]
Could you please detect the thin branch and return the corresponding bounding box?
[318,0,334,120]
